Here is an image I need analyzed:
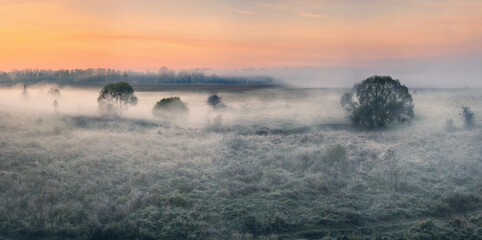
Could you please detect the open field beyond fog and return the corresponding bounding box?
[0,86,481,239]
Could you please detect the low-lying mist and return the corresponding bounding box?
[0,84,347,129]
[1,84,480,131]
[0,84,480,239]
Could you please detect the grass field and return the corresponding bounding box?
[0,86,480,239]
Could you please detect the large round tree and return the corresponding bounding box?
[340,75,414,129]
[98,81,138,117]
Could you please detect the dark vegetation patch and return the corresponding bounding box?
[64,116,160,131]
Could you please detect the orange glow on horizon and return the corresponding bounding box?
[0,0,481,71]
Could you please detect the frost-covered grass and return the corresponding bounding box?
[0,87,481,239]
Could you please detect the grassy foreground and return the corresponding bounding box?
[0,111,480,239]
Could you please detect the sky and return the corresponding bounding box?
[0,0,481,87]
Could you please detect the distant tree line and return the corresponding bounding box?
[0,67,275,86]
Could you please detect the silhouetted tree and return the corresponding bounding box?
[341,75,414,129]
[98,82,138,117]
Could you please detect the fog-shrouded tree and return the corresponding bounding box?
[53,100,58,113]
[207,91,226,109]
[20,83,30,100]
[445,119,455,132]
[98,81,138,117]
[341,75,414,129]
[48,88,61,97]
[152,97,189,119]
[460,105,475,129]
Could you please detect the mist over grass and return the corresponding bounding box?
[0,85,481,239]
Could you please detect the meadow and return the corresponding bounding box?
[0,85,480,239]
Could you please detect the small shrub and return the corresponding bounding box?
[414,220,436,232]
[168,194,189,208]
[53,126,62,135]
[442,192,479,212]
[323,144,347,167]
[383,149,396,170]
[48,88,61,97]
[152,97,189,119]
[242,214,292,235]
[445,119,455,132]
[383,149,400,189]
[53,100,59,113]
[460,105,475,129]
[207,92,226,109]
[450,216,469,228]
[208,114,224,131]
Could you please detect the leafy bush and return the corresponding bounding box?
[460,105,475,129]
[152,97,189,119]
[341,75,414,129]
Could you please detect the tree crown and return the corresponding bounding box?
[97,81,137,117]
[341,75,414,129]
[98,81,138,105]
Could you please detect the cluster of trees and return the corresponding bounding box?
[0,68,275,86]
[97,82,226,120]
[27,75,474,131]
[1,69,126,84]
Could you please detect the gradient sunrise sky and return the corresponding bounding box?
[1,0,481,81]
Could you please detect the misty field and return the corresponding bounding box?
[0,86,481,239]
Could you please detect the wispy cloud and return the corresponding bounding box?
[299,12,323,18]
[223,6,255,15]
[257,2,289,10]
[234,9,255,15]
[0,0,45,6]
[258,1,324,10]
